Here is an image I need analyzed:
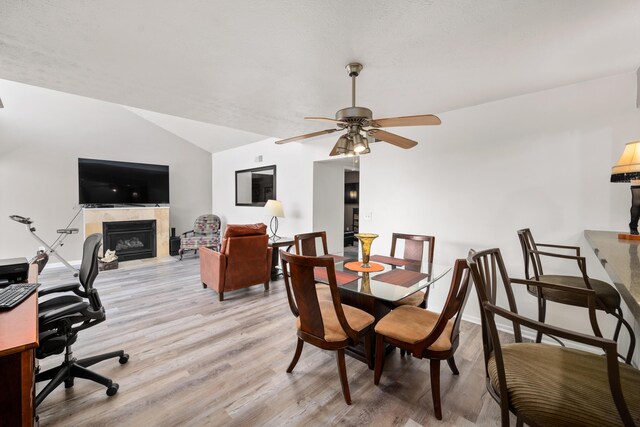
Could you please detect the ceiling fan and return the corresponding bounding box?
[274,63,441,156]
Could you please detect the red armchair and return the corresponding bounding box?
[200,223,273,301]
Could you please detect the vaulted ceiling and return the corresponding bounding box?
[1,1,639,150]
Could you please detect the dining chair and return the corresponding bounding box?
[373,258,471,420]
[468,247,640,427]
[294,231,331,300]
[390,233,435,308]
[517,228,635,363]
[294,231,329,257]
[280,251,374,405]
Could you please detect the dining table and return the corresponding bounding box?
[312,251,452,367]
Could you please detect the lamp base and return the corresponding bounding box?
[269,216,280,240]
[618,233,640,241]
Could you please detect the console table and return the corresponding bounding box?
[268,237,294,280]
[584,230,640,321]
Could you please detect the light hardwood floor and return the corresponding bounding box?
[36,256,511,426]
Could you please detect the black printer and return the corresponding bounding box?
[0,257,30,285]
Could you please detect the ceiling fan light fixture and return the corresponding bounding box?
[336,135,349,154]
[353,133,367,153]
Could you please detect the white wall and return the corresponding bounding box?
[0,79,212,262]
[212,136,338,239]
[213,72,640,363]
[313,161,345,253]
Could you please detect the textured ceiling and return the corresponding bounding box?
[1,0,639,145]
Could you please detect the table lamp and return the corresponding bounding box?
[265,199,284,240]
[611,140,640,238]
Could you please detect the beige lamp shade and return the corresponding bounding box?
[265,199,284,218]
[611,140,640,182]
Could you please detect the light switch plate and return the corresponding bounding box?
[363,212,372,221]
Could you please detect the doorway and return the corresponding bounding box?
[312,157,359,254]
[344,169,359,257]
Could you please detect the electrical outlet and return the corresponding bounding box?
[363,212,372,221]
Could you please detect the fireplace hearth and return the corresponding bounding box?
[103,220,157,261]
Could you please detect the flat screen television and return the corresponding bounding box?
[78,158,170,205]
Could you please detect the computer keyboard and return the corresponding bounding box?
[0,283,39,310]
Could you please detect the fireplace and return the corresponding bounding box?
[103,220,157,261]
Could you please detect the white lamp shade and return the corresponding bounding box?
[611,140,640,182]
[265,199,284,217]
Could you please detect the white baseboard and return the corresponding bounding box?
[43,259,81,270]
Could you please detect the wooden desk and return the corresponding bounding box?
[0,264,38,427]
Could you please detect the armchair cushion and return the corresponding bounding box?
[488,343,640,426]
[223,223,267,238]
[295,300,374,342]
[374,305,453,350]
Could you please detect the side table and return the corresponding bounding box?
[268,236,294,280]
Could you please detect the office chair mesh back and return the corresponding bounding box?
[79,233,102,310]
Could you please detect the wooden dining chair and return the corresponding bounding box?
[517,228,635,363]
[373,259,471,420]
[294,231,332,300]
[280,251,374,405]
[294,231,329,257]
[390,233,435,308]
[468,247,640,427]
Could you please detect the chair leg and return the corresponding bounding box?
[179,248,184,260]
[430,359,442,420]
[218,292,224,302]
[287,338,304,373]
[264,280,270,291]
[516,416,524,427]
[400,349,406,357]
[76,350,127,368]
[70,364,113,388]
[374,334,385,385]
[535,296,546,343]
[202,282,207,288]
[335,349,351,405]
[612,309,636,364]
[446,356,459,375]
[36,365,70,407]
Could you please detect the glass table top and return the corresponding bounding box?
[316,252,451,303]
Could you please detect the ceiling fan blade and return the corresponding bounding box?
[368,129,418,149]
[275,128,338,144]
[304,116,347,125]
[369,114,441,128]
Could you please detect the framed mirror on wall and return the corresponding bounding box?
[235,165,277,206]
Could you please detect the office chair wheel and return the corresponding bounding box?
[106,383,119,396]
[65,378,74,388]
[119,354,129,364]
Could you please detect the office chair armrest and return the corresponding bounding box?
[38,283,81,297]
[39,301,90,329]
[535,243,580,256]
[181,229,195,237]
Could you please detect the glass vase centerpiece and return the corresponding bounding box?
[355,233,378,268]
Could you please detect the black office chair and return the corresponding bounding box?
[35,233,128,407]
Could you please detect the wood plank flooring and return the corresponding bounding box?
[36,256,512,426]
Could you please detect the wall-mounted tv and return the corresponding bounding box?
[78,158,170,205]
